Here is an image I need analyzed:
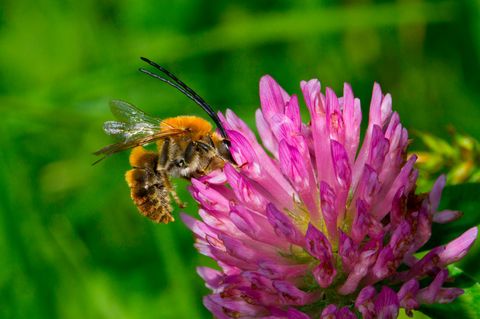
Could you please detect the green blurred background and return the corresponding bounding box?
[1,0,479,318]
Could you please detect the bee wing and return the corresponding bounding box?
[109,99,160,125]
[104,100,178,140]
[103,120,158,141]
[93,100,184,164]
[93,129,184,159]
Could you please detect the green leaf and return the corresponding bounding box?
[398,309,432,318]
[415,131,456,157]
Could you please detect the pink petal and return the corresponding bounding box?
[197,169,227,184]
[204,294,265,318]
[374,286,399,319]
[305,224,337,288]
[416,269,448,304]
[372,155,417,219]
[430,175,446,213]
[433,210,462,224]
[279,138,319,218]
[351,199,383,243]
[312,262,337,289]
[266,203,304,246]
[336,307,357,319]
[439,226,478,266]
[321,304,338,319]
[229,204,285,248]
[224,163,267,211]
[342,83,362,166]
[338,231,359,274]
[368,125,389,172]
[305,223,333,260]
[371,246,396,282]
[285,94,301,133]
[257,261,308,280]
[278,140,313,191]
[300,79,322,114]
[352,164,380,209]
[397,279,420,316]
[320,181,338,239]
[272,280,315,306]
[256,108,278,157]
[355,286,376,319]
[380,93,392,126]
[331,140,352,190]
[260,75,289,120]
[221,109,257,143]
[197,267,224,289]
[219,234,276,264]
[435,288,464,303]
[228,130,295,209]
[228,129,262,176]
[368,82,385,127]
[285,308,310,319]
[326,88,345,144]
[268,308,311,319]
[269,113,299,144]
[190,179,230,213]
[338,240,380,295]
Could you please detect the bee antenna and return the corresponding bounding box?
[139,57,228,138]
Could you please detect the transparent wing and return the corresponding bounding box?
[103,120,159,141]
[109,99,160,125]
[93,129,183,158]
[104,100,161,141]
[93,100,184,164]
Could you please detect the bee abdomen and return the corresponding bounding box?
[125,168,174,223]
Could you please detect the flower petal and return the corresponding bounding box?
[260,75,289,120]
[266,203,304,246]
[433,210,462,224]
[397,279,420,316]
[320,181,338,239]
[305,224,337,288]
[438,226,478,266]
[225,163,267,211]
[416,269,448,304]
[355,286,376,319]
[374,286,400,319]
[321,304,338,319]
[256,108,278,157]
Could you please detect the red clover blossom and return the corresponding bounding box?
[183,76,477,318]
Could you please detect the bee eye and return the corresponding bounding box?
[223,139,231,150]
[219,139,233,162]
[175,159,186,167]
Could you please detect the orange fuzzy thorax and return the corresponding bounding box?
[160,116,222,142]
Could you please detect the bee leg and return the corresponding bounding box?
[160,171,186,209]
[204,157,214,172]
[157,138,170,170]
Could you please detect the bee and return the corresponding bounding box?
[94,57,232,223]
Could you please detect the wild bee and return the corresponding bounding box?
[95,57,232,223]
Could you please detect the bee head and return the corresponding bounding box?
[218,139,233,163]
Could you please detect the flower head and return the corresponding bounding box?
[183,76,477,318]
